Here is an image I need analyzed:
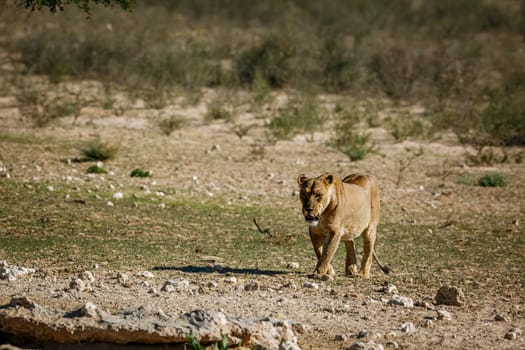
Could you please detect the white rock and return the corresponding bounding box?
[286,262,300,269]
[81,271,96,284]
[162,279,190,292]
[399,322,416,334]
[504,327,521,340]
[113,192,123,200]
[381,284,398,294]
[387,294,414,308]
[136,271,154,278]
[47,185,54,192]
[224,276,237,284]
[348,341,384,350]
[207,281,218,288]
[70,278,86,292]
[0,261,36,282]
[437,309,452,321]
[335,334,348,341]
[302,281,319,289]
[436,286,465,307]
[106,201,114,207]
[117,272,129,284]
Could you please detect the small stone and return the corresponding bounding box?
[136,271,154,278]
[437,309,452,321]
[335,334,348,341]
[207,281,218,288]
[357,330,382,340]
[47,185,54,192]
[244,281,259,291]
[70,278,86,292]
[161,279,190,292]
[380,284,398,294]
[76,302,98,318]
[347,341,384,350]
[387,294,414,308]
[224,276,237,284]
[81,271,95,284]
[106,201,114,207]
[286,262,300,269]
[117,272,129,284]
[385,341,399,349]
[504,327,521,340]
[436,286,465,307]
[399,322,416,334]
[495,314,509,322]
[302,281,319,289]
[113,192,123,200]
[323,306,336,314]
[422,319,433,328]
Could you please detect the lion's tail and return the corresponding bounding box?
[373,251,391,274]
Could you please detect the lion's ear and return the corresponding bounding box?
[323,174,334,184]
[297,174,308,185]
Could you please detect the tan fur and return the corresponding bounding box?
[297,173,390,279]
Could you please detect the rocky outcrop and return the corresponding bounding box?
[0,296,302,349]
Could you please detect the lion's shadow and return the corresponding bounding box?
[152,265,288,276]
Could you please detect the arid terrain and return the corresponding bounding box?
[0,87,524,349]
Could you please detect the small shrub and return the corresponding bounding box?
[79,139,118,161]
[369,46,416,100]
[478,173,508,187]
[130,168,151,178]
[205,102,233,123]
[236,33,295,88]
[186,331,228,350]
[86,165,107,174]
[159,116,185,136]
[386,116,430,141]
[456,174,477,186]
[329,107,377,161]
[266,96,325,143]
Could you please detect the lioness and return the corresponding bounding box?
[297,173,390,279]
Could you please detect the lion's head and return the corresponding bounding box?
[297,173,335,224]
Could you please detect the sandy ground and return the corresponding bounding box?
[0,92,524,349]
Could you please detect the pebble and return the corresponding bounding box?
[385,341,399,349]
[335,334,348,341]
[117,272,129,285]
[495,314,509,322]
[244,281,259,291]
[69,278,86,292]
[357,330,382,340]
[106,201,114,207]
[113,192,123,200]
[422,319,433,328]
[136,271,155,278]
[224,276,237,284]
[399,322,416,334]
[436,286,465,307]
[81,271,96,284]
[286,262,300,269]
[162,279,190,292]
[302,281,319,289]
[436,309,452,321]
[207,281,218,288]
[386,294,414,308]
[380,284,398,294]
[347,341,384,350]
[504,327,521,340]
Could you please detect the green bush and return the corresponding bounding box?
[478,173,508,187]
[79,139,118,161]
[236,33,296,88]
[130,168,151,178]
[266,96,325,143]
[86,165,107,174]
[159,116,185,136]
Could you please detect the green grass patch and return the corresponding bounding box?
[1,180,522,292]
[79,138,119,161]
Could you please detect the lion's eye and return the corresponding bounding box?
[315,194,322,200]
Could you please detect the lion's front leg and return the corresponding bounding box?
[310,227,334,277]
[344,239,358,276]
[315,230,341,278]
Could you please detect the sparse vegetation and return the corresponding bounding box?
[79,139,119,161]
[330,108,376,161]
[130,168,151,178]
[86,165,107,174]
[266,96,325,143]
[478,173,508,187]
[159,116,185,136]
